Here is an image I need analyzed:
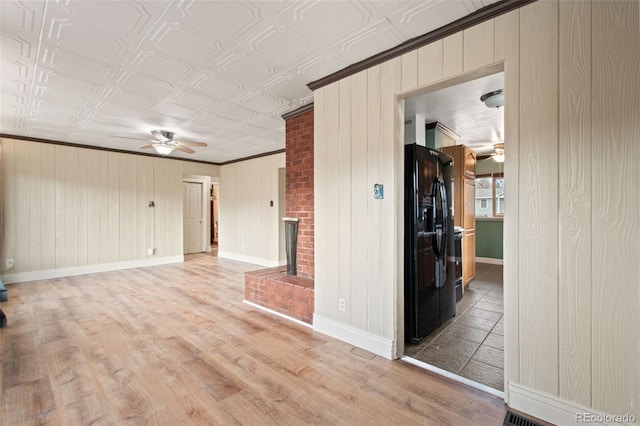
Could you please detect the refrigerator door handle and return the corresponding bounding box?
[431,177,448,261]
[438,177,448,257]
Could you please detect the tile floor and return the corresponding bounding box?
[405,263,505,391]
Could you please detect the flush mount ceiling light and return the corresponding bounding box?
[152,143,175,155]
[480,89,504,108]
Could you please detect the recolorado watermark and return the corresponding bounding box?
[576,413,637,424]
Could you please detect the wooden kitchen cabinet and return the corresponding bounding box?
[442,144,476,286]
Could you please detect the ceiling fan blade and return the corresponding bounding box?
[175,145,195,154]
[177,141,207,147]
[477,154,494,160]
[140,144,154,149]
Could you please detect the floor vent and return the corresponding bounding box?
[504,411,542,426]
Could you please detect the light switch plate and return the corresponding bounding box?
[373,184,384,199]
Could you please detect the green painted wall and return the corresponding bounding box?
[425,128,436,149]
[476,220,503,259]
[475,158,504,259]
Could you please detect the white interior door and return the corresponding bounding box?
[183,182,203,254]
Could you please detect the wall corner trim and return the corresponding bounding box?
[313,314,394,360]
[217,251,282,268]
[0,256,184,284]
[507,382,628,426]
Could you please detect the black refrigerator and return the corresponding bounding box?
[404,144,456,343]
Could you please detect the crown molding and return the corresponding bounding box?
[281,103,314,120]
[219,149,286,166]
[426,121,460,141]
[307,0,536,91]
[0,133,220,165]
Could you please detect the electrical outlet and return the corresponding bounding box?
[147,248,156,256]
[339,298,346,312]
[6,259,14,268]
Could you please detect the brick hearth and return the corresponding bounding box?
[245,267,314,324]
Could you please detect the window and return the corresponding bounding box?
[475,174,505,218]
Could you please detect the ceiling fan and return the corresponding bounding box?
[477,142,505,162]
[140,130,208,155]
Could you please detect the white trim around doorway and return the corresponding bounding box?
[394,63,509,403]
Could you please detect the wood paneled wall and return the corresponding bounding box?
[558,0,592,407]
[314,0,639,419]
[218,153,285,266]
[518,0,559,395]
[314,59,401,337]
[0,138,219,273]
[590,0,639,415]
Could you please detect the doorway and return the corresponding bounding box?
[401,69,506,396]
[183,179,208,254]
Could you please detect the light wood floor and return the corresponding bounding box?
[1,254,508,425]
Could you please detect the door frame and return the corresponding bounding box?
[183,177,209,253]
[395,63,508,396]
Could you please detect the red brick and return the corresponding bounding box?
[244,267,314,324]
[284,109,315,279]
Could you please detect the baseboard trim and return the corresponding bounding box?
[0,256,184,284]
[313,314,394,360]
[217,251,280,267]
[476,257,504,265]
[508,382,637,426]
[243,300,312,329]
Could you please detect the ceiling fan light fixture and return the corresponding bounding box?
[492,142,505,162]
[480,89,504,109]
[152,143,174,155]
[140,130,206,155]
[151,129,174,143]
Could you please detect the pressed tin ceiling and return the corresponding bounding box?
[0,0,498,163]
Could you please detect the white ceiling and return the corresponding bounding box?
[404,71,504,156]
[0,0,498,163]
